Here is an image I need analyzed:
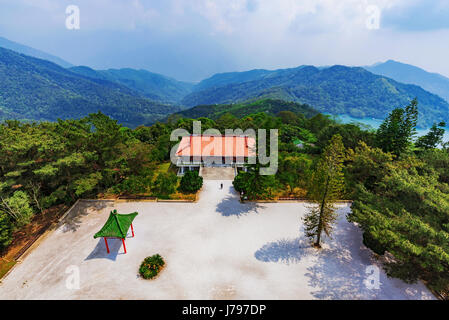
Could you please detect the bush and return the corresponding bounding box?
[152,172,178,196]
[0,211,13,253]
[179,170,203,193]
[139,254,165,279]
[362,232,386,255]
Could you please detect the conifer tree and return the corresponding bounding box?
[303,134,345,248]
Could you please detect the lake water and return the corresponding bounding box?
[328,114,449,143]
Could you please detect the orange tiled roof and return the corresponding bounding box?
[176,135,256,157]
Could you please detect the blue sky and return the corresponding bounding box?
[1,0,449,81]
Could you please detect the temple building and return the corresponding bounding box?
[175,135,256,175]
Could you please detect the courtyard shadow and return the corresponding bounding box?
[303,211,435,300]
[62,200,113,233]
[85,238,126,261]
[216,195,265,217]
[254,236,311,264]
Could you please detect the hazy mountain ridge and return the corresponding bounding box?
[182,65,449,127]
[69,66,194,104]
[2,36,449,129]
[0,36,73,68]
[0,47,180,128]
[365,60,449,103]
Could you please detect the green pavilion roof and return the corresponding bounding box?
[94,210,138,239]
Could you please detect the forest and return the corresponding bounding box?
[0,98,448,297]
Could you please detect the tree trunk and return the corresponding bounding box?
[314,175,330,248]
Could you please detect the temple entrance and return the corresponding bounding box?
[200,166,235,180]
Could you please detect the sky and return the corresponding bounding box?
[1,0,449,82]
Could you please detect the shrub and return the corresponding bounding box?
[362,232,386,255]
[152,172,178,197]
[179,170,203,193]
[139,254,165,280]
[0,211,13,253]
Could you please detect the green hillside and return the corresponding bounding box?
[170,98,318,120]
[0,47,180,127]
[0,36,73,68]
[182,65,449,127]
[69,66,194,104]
[366,60,449,103]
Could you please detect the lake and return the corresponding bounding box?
[328,114,449,143]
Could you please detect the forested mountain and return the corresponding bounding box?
[182,65,449,127]
[69,66,194,104]
[0,36,73,68]
[192,69,273,92]
[365,60,449,103]
[169,98,318,121]
[0,47,180,127]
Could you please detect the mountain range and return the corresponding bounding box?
[365,60,449,104]
[0,47,180,128]
[182,65,449,127]
[68,66,194,104]
[0,36,73,68]
[1,36,449,128]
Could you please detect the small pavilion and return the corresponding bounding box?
[94,210,138,254]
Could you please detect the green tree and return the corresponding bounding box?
[0,210,13,253]
[376,98,418,156]
[303,134,346,248]
[346,142,394,193]
[277,154,312,194]
[152,172,178,197]
[233,164,276,200]
[0,191,34,226]
[416,121,446,150]
[179,170,203,193]
[348,157,449,292]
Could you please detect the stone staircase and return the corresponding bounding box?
[200,166,235,180]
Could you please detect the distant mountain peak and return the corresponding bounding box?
[366,60,449,103]
[0,36,73,68]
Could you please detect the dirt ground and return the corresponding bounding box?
[0,181,435,300]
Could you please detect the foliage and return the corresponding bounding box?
[233,164,276,200]
[179,170,203,194]
[0,47,179,128]
[0,113,157,246]
[376,98,418,156]
[0,210,13,253]
[303,134,346,247]
[346,142,394,194]
[139,254,165,280]
[0,191,34,226]
[276,154,312,194]
[171,99,318,122]
[69,66,193,104]
[416,122,446,150]
[180,66,449,127]
[152,172,178,197]
[348,155,449,292]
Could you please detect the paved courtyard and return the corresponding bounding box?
[0,180,435,299]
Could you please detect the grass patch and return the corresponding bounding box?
[0,259,17,280]
[155,162,171,175]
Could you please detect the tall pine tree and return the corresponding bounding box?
[376,98,418,156]
[303,134,345,248]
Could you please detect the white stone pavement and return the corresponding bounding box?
[0,180,435,299]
